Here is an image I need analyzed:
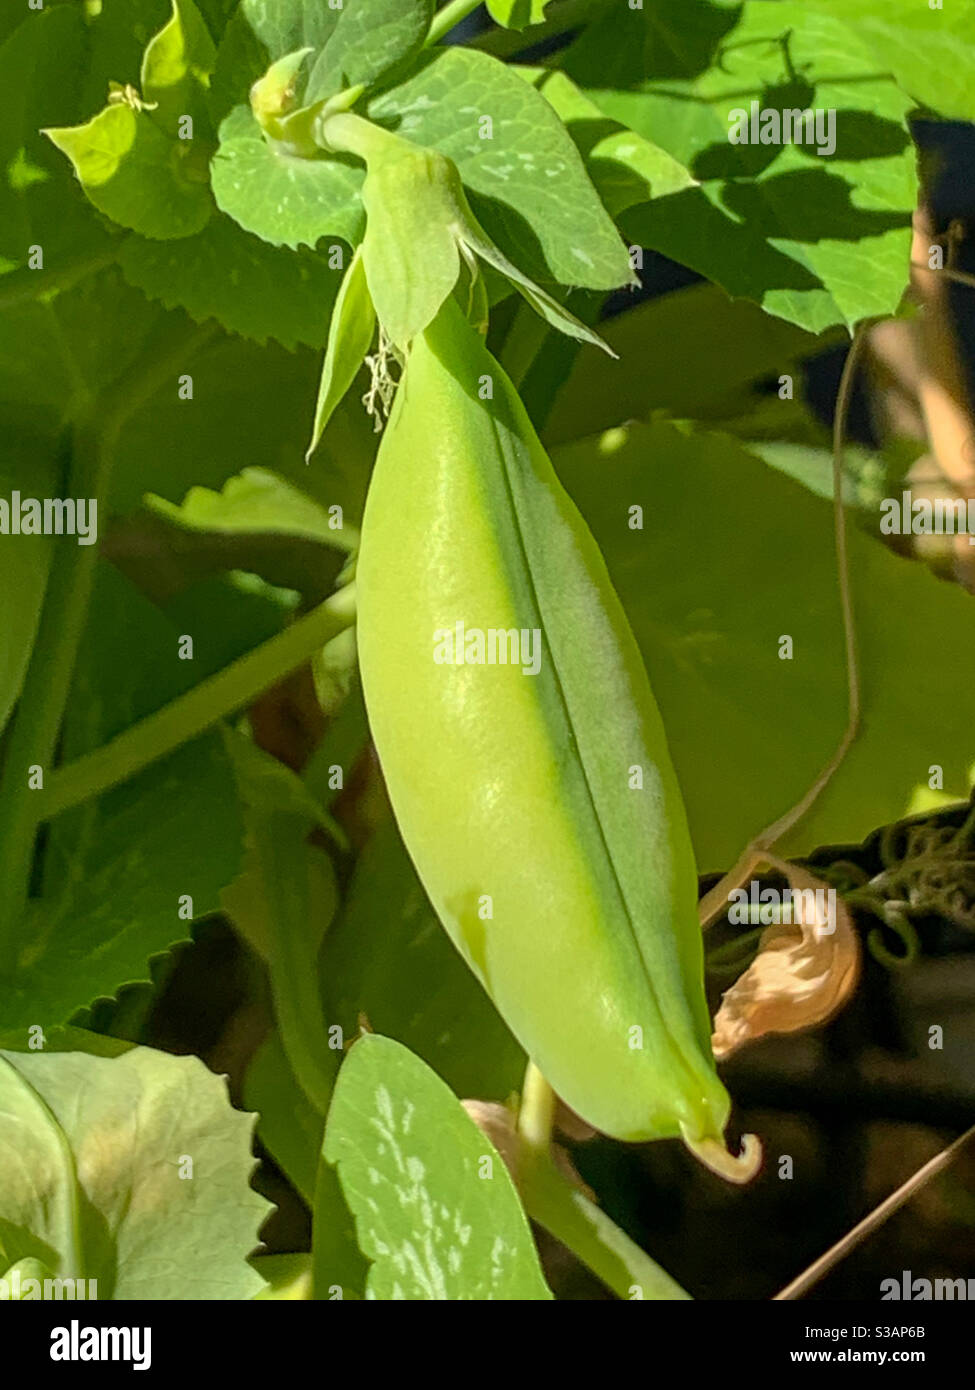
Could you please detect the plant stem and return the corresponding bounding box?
[775,1121,975,1300]
[749,322,867,850]
[513,1060,690,1298]
[910,259,975,292]
[0,322,218,977]
[0,244,119,311]
[516,1059,556,1150]
[697,322,871,935]
[42,586,357,823]
[425,0,484,48]
[693,308,877,1122]
[519,1150,692,1300]
[315,110,405,162]
[0,421,108,975]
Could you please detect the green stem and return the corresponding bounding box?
[0,321,219,975]
[519,1151,692,1300]
[0,422,109,975]
[514,1061,690,1299]
[775,1121,975,1300]
[705,926,765,970]
[42,586,356,824]
[748,322,868,851]
[0,245,119,311]
[425,0,484,47]
[516,1059,556,1150]
[315,110,405,163]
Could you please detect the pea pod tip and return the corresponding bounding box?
[681,1129,763,1185]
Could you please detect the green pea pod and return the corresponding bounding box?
[356,295,758,1181]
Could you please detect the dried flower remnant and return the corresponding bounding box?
[462,1099,596,1201]
[712,864,860,1060]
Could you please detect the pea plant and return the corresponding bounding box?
[1,0,973,1303]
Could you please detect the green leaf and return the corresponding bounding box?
[0,1043,269,1298]
[210,104,364,249]
[312,1140,370,1300]
[310,1050,369,1301]
[321,820,525,1103]
[131,465,354,603]
[323,1034,552,1300]
[486,0,551,31]
[370,47,633,291]
[45,102,212,240]
[111,508,342,614]
[0,7,114,277]
[243,1032,324,1203]
[528,68,696,218]
[307,246,376,459]
[748,440,890,511]
[807,0,975,123]
[194,0,240,41]
[209,4,273,126]
[562,0,741,92]
[1,564,244,1031]
[0,1257,59,1294]
[554,419,975,870]
[238,0,341,61]
[118,214,346,350]
[305,0,434,104]
[542,280,834,447]
[156,574,297,665]
[338,120,611,353]
[0,1024,133,1059]
[251,1252,313,1299]
[568,0,917,332]
[312,1091,370,1300]
[72,0,174,116]
[105,331,376,528]
[223,727,343,845]
[458,203,615,355]
[0,267,169,428]
[148,466,355,550]
[311,607,359,719]
[301,678,369,808]
[221,735,342,1114]
[0,1054,79,1277]
[141,0,217,137]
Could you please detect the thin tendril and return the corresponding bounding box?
[750,323,868,850]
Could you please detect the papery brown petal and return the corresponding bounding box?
[711,864,860,1060]
[462,1098,597,1200]
[461,1100,520,1177]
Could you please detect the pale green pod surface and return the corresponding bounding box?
[357,296,734,1156]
